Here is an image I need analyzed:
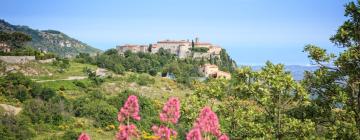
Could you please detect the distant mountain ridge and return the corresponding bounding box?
[0,19,101,57]
[250,65,319,81]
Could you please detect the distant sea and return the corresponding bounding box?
[248,65,319,81]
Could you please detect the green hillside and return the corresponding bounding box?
[0,19,101,57]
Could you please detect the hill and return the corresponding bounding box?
[0,19,101,57]
[250,65,319,81]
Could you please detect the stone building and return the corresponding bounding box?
[199,64,231,79]
[153,39,192,58]
[116,37,222,59]
[0,42,11,53]
[116,44,148,55]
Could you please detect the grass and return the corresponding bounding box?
[30,61,98,81]
[101,72,193,101]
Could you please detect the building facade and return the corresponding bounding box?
[198,64,231,79]
[0,42,11,53]
[116,38,222,59]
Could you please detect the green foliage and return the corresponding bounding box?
[73,91,117,127]
[0,113,35,140]
[219,49,236,72]
[217,97,270,138]
[0,31,31,49]
[73,80,87,88]
[52,58,70,73]
[0,73,57,102]
[62,129,81,140]
[190,47,209,53]
[234,62,310,139]
[77,48,207,85]
[84,68,104,86]
[302,1,360,138]
[127,73,155,86]
[107,90,161,132]
[22,98,70,125]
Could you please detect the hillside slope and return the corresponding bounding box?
[0,19,101,57]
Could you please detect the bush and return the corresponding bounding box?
[127,73,155,86]
[23,99,68,125]
[73,91,117,127]
[62,129,81,140]
[73,80,87,88]
[75,99,117,127]
[190,47,209,53]
[0,72,56,102]
[107,90,160,131]
[0,113,35,140]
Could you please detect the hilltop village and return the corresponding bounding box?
[117,37,222,59]
[116,38,231,79]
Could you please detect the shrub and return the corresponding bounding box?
[23,99,68,125]
[0,113,35,140]
[127,73,155,86]
[73,80,87,88]
[62,129,81,140]
[107,90,160,131]
[73,92,117,127]
[190,47,209,53]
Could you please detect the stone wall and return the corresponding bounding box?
[0,56,36,64]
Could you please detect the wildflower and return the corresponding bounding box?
[118,95,141,122]
[152,125,177,140]
[159,97,180,124]
[116,124,139,140]
[218,134,229,140]
[186,128,202,140]
[194,107,221,136]
[77,132,90,140]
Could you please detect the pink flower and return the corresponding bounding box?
[116,124,139,140]
[194,107,221,136]
[218,134,229,140]
[118,95,141,122]
[152,125,177,140]
[186,128,202,140]
[159,97,180,124]
[78,132,90,140]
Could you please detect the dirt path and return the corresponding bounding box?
[34,76,87,82]
[0,104,22,115]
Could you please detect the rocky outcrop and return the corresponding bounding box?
[0,104,22,115]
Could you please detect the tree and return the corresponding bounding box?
[303,1,360,136]
[191,40,195,50]
[0,32,32,49]
[233,62,312,139]
[148,44,152,52]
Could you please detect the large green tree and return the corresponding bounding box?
[303,0,360,138]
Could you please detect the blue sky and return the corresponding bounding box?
[0,0,349,65]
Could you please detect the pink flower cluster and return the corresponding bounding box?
[77,132,90,140]
[186,107,229,140]
[218,134,230,140]
[118,95,141,122]
[152,125,178,140]
[116,124,139,140]
[186,128,202,140]
[116,95,141,140]
[194,107,221,136]
[151,97,180,140]
[159,97,180,124]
